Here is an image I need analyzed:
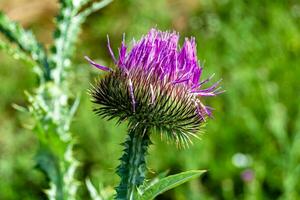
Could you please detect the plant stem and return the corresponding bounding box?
[116,125,151,200]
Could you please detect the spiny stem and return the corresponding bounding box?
[116,125,151,200]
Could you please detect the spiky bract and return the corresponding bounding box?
[92,69,203,146]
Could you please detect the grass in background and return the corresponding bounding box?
[1,0,300,199]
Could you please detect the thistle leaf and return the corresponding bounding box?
[73,0,91,8]
[51,2,79,70]
[77,0,113,20]
[138,170,206,200]
[72,0,93,13]
[138,170,170,194]
[0,12,50,80]
[0,40,33,63]
[86,179,103,200]
[51,0,112,75]
[35,145,64,200]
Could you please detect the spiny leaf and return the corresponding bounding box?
[50,0,112,84]
[86,179,103,200]
[35,145,64,200]
[0,12,50,80]
[0,39,33,64]
[77,0,113,20]
[139,170,206,200]
[59,0,73,7]
[51,1,78,70]
[52,0,112,60]
[72,0,93,13]
[0,12,38,53]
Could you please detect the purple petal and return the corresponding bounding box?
[191,91,217,96]
[128,79,136,112]
[118,34,127,67]
[172,78,189,85]
[195,79,223,93]
[107,35,117,64]
[85,56,112,72]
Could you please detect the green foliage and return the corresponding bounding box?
[0,1,113,200]
[138,170,205,200]
[1,0,300,200]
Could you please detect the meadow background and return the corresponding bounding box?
[0,0,300,199]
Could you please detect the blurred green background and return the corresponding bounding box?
[1,0,300,199]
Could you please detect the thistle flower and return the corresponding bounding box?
[86,28,222,199]
[87,28,222,146]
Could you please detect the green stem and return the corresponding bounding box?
[116,125,151,200]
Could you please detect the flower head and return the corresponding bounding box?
[87,28,222,146]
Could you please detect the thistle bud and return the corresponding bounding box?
[87,28,222,146]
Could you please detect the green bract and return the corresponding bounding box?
[91,69,202,147]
